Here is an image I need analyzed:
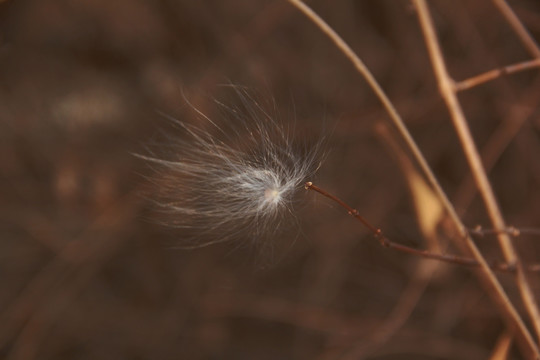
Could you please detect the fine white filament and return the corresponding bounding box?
[140,88,321,249]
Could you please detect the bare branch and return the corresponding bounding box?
[492,0,540,58]
[455,58,540,91]
[305,182,540,274]
[413,0,540,350]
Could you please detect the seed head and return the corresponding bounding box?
[141,88,322,249]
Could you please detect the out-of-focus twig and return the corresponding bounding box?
[453,82,540,213]
[492,0,540,58]
[287,0,540,357]
[455,58,540,91]
[413,0,540,352]
[469,226,540,238]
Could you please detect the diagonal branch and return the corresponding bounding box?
[286,0,540,356]
[305,182,540,273]
[492,0,540,58]
[413,0,540,348]
[455,58,540,91]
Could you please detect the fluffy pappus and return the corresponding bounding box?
[141,88,323,249]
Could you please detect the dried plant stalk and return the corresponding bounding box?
[288,0,540,356]
[413,0,540,350]
[455,58,540,91]
[492,0,540,58]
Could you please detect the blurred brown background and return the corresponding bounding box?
[1,0,540,359]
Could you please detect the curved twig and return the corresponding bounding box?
[286,0,540,356]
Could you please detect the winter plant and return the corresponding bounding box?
[140,87,322,249]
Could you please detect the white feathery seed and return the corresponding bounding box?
[141,88,322,248]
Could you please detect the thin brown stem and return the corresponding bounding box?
[287,0,540,356]
[284,0,458,231]
[305,182,540,274]
[284,0,500,283]
[453,83,540,214]
[492,0,540,58]
[468,226,540,238]
[413,0,540,350]
[455,58,540,91]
